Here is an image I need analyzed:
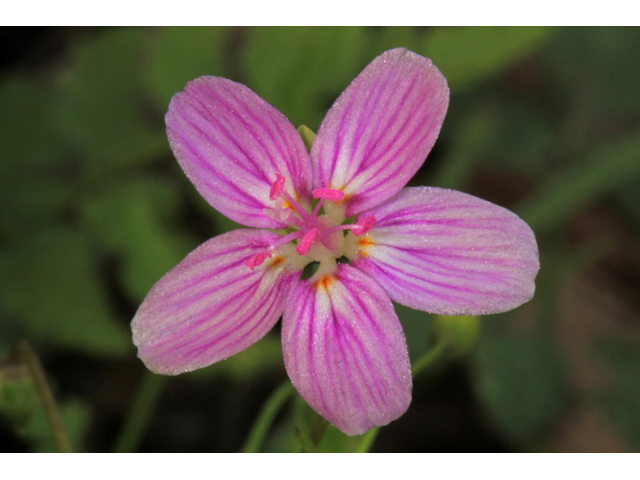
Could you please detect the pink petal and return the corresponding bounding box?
[132,229,300,375]
[351,187,539,316]
[311,48,449,217]
[282,264,412,436]
[166,77,313,228]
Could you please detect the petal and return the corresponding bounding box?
[311,48,449,217]
[350,187,539,316]
[282,264,412,436]
[166,77,313,228]
[132,229,300,375]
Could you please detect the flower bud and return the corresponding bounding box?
[432,315,481,359]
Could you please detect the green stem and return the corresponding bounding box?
[241,380,295,453]
[294,426,316,453]
[412,341,448,377]
[113,371,168,453]
[18,342,73,453]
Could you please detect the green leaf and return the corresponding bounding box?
[418,27,556,91]
[52,28,166,173]
[0,76,63,168]
[0,226,131,356]
[243,27,367,131]
[517,131,640,233]
[148,26,229,108]
[0,175,71,239]
[80,176,196,301]
[472,335,565,440]
[0,77,72,237]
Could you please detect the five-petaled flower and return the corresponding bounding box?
[132,48,539,436]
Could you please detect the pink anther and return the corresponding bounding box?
[269,173,286,201]
[244,250,272,270]
[296,228,319,255]
[352,216,375,236]
[312,188,345,202]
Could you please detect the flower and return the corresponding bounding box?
[132,48,539,436]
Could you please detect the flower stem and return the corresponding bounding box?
[241,380,295,453]
[18,342,73,453]
[113,371,168,453]
[412,340,448,377]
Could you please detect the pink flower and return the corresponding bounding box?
[132,48,539,435]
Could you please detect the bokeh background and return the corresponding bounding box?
[1,26,640,453]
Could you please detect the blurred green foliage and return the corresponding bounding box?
[0,348,90,452]
[1,26,640,452]
[419,27,554,91]
[518,133,640,233]
[148,27,228,108]
[80,177,195,302]
[0,226,131,355]
[52,29,167,173]
[598,339,640,449]
[243,27,367,131]
[473,335,565,441]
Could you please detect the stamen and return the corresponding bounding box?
[276,230,305,247]
[313,188,345,202]
[244,251,272,270]
[280,210,306,229]
[244,230,305,270]
[269,173,285,200]
[352,215,375,236]
[296,228,319,256]
[281,191,312,223]
[317,215,376,239]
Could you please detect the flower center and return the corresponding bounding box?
[244,173,375,273]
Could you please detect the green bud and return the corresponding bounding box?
[297,125,316,153]
[432,315,481,359]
